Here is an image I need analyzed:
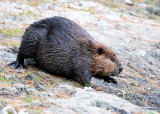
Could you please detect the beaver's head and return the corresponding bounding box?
[90,41,123,77]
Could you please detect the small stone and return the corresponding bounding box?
[124,0,134,6]
[0,101,6,110]
[15,84,37,94]
[31,102,45,107]
[91,85,104,91]
[154,42,160,49]
[146,7,154,14]
[35,83,46,91]
[25,75,34,80]
[78,3,82,6]
[154,9,160,16]
[137,50,146,57]
[18,109,29,114]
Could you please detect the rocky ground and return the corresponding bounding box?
[0,0,160,113]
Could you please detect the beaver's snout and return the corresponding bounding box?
[119,66,123,73]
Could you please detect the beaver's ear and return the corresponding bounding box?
[98,48,103,55]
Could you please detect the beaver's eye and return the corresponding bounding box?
[111,58,115,62]
[98,48,103,55]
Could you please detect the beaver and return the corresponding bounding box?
[9,16,123,86]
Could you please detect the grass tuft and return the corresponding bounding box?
[25,94,32,103]
[0,28,24,37]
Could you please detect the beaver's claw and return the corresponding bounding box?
[8,60,27,69]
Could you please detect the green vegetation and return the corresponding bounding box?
[0,40,20,48]
[8,111,12,114]
[106,87,110,91]
[34,110,40,114]
[131,82,137,94]
[0,28,24,37]
[34,75,41,82]
[104,0,120,9]
[11,42,20,48]
[148,110,159,114]
[84,82,90,87]
[67,4,78,10]
[25,0,57,6]
[52,80,56,84]
[0,71,13,83]
[25,94,32,103]
[146,0,160,7]
[85,8,96,15]
[20,10,35,16]
[67,4,96,14]
[122,92,128,99]
[0,72,3,81]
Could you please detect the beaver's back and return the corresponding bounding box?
[30,17,93,76]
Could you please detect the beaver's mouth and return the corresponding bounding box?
[93,74,118,84]
[109,66,123,76]
[110,72,119,77]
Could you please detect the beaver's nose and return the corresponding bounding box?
[119,66,123,73]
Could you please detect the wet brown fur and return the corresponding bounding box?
[91,41,121,77]
[9,16,122,86]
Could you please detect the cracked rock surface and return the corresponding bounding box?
[0,0,159,113]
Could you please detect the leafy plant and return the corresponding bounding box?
[84,82,90,87]
[0,72,3,81]
[25,94,32,103]
[52,80,56,84]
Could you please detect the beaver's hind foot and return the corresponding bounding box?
[8,59,27,69]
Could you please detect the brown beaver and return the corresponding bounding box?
[9,16,123,86]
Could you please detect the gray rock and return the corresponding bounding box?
[146,7,154,14]
[31,102,45,107]
[154,9,160,16]
[35,83,46,91]
[25,75,34,81]
[0,101,6,110]
[136,49,147,57]
[45,85,148,114]
[146,7,160,16]
[15,84,37,95]
[124,0,134,6]
[0,105,17,114]
[18,109,29,114]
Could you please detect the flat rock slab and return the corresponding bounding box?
[0,85,149,114]
[0,0,160,113]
